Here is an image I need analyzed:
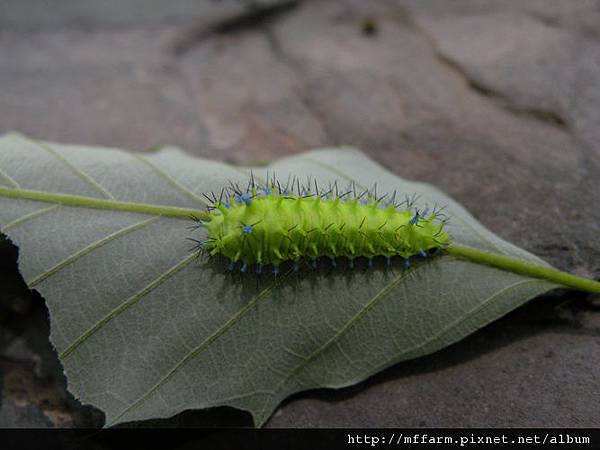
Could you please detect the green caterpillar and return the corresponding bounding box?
[193,177,450,274]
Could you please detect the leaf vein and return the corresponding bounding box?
[107,269,292,426]
[2,204,61,232]
[366,279,549,376]
[28,215,162,287]
[261,260,433,413]
[20,134,115,200]
[59,252,198,359]
[256,268,546,424]
[130,154,208,207]
[0,166,20,188]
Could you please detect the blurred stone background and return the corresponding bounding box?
[0,0,599,427]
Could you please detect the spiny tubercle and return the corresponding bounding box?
[195,182,450,272]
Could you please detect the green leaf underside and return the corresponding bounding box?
[0,133,560,427]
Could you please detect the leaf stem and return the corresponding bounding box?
[0,186,209,221]
[447,243,600,294]
[2,186,599,294]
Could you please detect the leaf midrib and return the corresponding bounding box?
[0,186,207,220]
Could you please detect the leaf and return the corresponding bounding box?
[0,132,558,427]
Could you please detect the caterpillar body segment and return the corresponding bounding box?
[193,179,450,273]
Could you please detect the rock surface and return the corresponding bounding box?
[0,0,599,427]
